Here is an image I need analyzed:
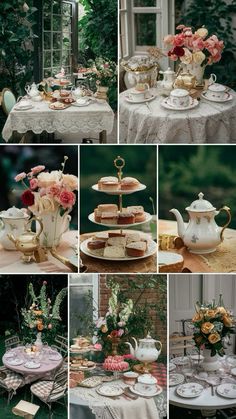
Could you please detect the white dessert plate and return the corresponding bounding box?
[88,211,152,228]
[158,251,183,267]
[201,91,233,103]
[172,356,190,366]
[7,358,24,366]
[4,353,15,359]
[161,97,199,111]
[169,373,185,387]
[14,103,34,111]
[169,363,176,372]
[176,383,204,398]
[129,385,162,397]
[217,383,236,399]
[97,385,123,397]
[92,183,146,195]
[49,354,62,361]
[125,94,156,104]
[24,361,41,369]
[80,236,157,261]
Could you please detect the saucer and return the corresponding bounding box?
[176,383,204,398]
[129,385,162,397]
[125,94,156,104]
[8,358,24,366]
[169,373,185,387]
[201,91,233,103]
[72,98,92,107]
[217,383,236,399]
[24,361,41,369]
[161,97,199,111]
[97,385,123,397]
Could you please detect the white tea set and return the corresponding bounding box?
[161,88,198,111]
[15,83,42,110]
[126,82,154,103]
[201,80,232,103]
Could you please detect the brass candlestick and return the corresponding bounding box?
[113,156,125,213]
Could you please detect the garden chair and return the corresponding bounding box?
[5,335,21,350]
[30,368,67,419]
[169,334,195,358]
[51,335,68,358]
[218,408,236,418]
[1,88,16,115]
[0,366,25,404]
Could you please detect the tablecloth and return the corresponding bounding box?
[2,99,114,141]
[119,88,236,144]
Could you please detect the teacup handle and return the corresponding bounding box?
[209,73,217,84]
[26,217,44,240]
[155,340,162,353]
[17,96,23,103]
[144,83,150,90]
[218,206,231,241]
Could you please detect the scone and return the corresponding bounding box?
[94,232,109,241]
[120,177,140,191]
[126,232,141,244]
[126,241,146,257]
[101,212,118,225]
[104,245,125,258]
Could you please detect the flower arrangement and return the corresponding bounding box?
[21,281,67,336]
[87,57,117,87]
[192,295,235,356]
[164,25,224,67]
[14,156,78,216]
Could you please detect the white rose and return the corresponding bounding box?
[37,170,62,188]
[62,174,78,191]
[196,27,208,39]
[180,48,193,65]
[193,51,206,65]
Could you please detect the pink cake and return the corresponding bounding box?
[103,355,129,372]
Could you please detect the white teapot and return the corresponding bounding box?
[170,192,231,254]
[0,207,30,250]
[159,67,176,90]
[25,82,40,99]
[125,333,162,372]
[71,86,83,99]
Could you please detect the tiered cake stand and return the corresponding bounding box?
[80,156,157,261]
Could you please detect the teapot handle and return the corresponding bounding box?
[155,340,162,352]
[26,217,44,240]
[218,206,231,242]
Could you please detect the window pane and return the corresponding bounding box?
[44,51,51,67]
[135,13,156,45]
[53,15,61,31]
[134,0,156,6]
[53,33,61,49]
[120,12,127,57]
[63,15,72,32]
[53,0,62,14]
[53,50,61,67]
[44,16,51,31]
[44,32,51,50]
[63,3,72,15]
[43,2,51,13]
[62,49,70,66]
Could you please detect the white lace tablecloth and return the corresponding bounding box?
[2,99,114,141]
[70,379,166,419]
[119,88,236,144]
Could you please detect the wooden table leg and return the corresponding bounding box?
[99,130,107,144]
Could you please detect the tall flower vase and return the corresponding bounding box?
[184,63,206,86]
[36,208,71,248]
[202,348,220,372]
[34,332,43,350]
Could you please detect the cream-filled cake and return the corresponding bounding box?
[103,356,129,372]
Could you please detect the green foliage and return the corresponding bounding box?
[0,0,37,95]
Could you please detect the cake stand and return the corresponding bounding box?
[81,155,157,261]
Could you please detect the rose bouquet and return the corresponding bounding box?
[164,25,224,67]
[87,57,117,88]
[192,295,235,356]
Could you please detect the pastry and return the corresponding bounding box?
[60,90,70,97]
[126,241,146,257]
[103,356,129,372]
[94,208,102,223]
[107,237,127,247]
[126,232,141,243]
[87,240,106,255]
[98,176,119,191]
[127,206,146,222]
[97,204,118,213]
[94,232,109,241]
[104,246,126,258]
[108,232,126,238]
[117,212,135,225]
[101,212,118,225]
[120,177,140,191]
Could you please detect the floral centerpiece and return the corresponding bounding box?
[21,281,67,346]
[164,25,224,84]
[14,156,78,247]
[192,295,235,358]
[87,57,117,101]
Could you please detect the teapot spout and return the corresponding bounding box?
[124,341,135,357]
[7,234,16,245]
[169,208,186,238]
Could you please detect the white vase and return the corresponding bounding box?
[202,348,220,372]
[36,208,71,248]
[184,63,206,86]
[34,332,43,350]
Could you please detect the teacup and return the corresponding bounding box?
[128,89,149,102]
[135,82,149,92]
[169,88,190,108]
[134,373,158,395]
[205,83,227,101]
[123,371,138,386]
[31,95,43,102]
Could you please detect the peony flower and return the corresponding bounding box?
[58,190,76,209]
[196,27,208,39]
[37,170,62,188]
[173,33,185,47]
[62,174,78,191]
[31,165,45,175]
[163,34,175,46]
[208,332,221,344]
[193,51,206,65]
[93,343,102,350]
[176,24,186,30]
[29,194,57,214]
[110,330,119,338]
[21,189,35,206]
[29,178,38,190]
[192,37,205,51]
[180,48,193,64]
[15,172,27,182]
[201,322,215,334]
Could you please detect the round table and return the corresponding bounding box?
[3,346,63,384]
[119,88,236,144]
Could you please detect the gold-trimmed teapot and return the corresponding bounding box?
[174,70,196,90]
[8,217,43,263]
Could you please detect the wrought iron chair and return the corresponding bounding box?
[0,366,25,404]
[30,368,67,419]
[51,335,68,359]
[5,335,21,350]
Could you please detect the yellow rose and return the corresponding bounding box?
[206,309,217,319]
[180,48,193,65]
[193,51,206,65]
[223,315,233,327]
[196,27,208,39]
[192,312,203,323]
[62,174,78,191]
[101,325,108,333]
[201,322,214,334]
[217,307,227,315]
[208,332,221,344]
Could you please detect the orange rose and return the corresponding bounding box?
[208,332,221,344]
[192,312,203,323]
[217,307,226,315]
[37,323,44,331]
[223,315,233,327]
[206,309,217,319]
[33,310,43,316]
[201,322,214,334]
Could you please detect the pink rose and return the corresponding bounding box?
[58,190,76,209]
[118,329,124,337]
[163,34,174,46]
[48,324,52,330]
[94,343,102,350]
[40,188,47,197]
[47,184,61,197]
[31,165,45,175]
[29,178,38,190]
[14,172,27,182]
[192,37,205,51]
[173,33,185,47]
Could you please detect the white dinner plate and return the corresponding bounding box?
[176,383,204,398]
[24,362,41,369]
[129,385,162,397]
[80,236,157,261]
[125,94,156,104]
[88,211,152,228]
[201,91,233,103]
[217,383,236,399]
[161,97,199,111]
[91,183,146,195]
[172,357,190,366]
[97,385,123,397]
[7,358,24,366]
[169,363,176,372]
[169,373,185,387]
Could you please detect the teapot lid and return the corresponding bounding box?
[0,206,29,219]
[139,333,157,343]
[138,373,157,385]
[186,192,216,212]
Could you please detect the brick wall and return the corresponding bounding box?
[98,274,167,356]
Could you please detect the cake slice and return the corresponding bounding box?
[101,212,118,225]
[104,246,125,258]
[97,204,118,213]
[126,241,146,257]
[107,237,127,247]
[127,206,146,222]
[126,232,141,244]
